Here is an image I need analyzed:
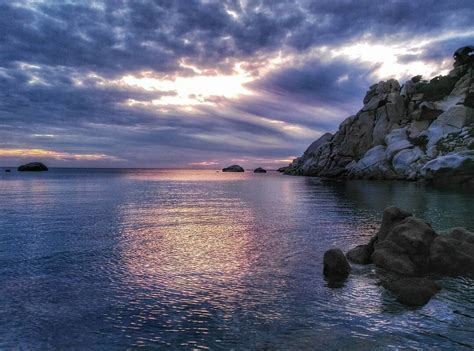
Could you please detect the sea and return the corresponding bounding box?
[0,168,473,349]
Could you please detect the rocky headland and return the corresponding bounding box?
[283,46,474,186]
[324,206,474,306]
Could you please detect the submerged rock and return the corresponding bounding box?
[5,169,11,172]
[17,162,48,172]
[383,278,441,306]
[253,167,267,173]
[222,165,244,172]
[323,249,351,279]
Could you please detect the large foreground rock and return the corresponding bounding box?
[323,249,351,279]
[327,206,474,306]
[339,206,474,306]
[372,216,437,275]
[348,207,474,278]
[17,162,48,172]
[346,244,372,264]
[430,228,474,276]
[383,278,441,306]
[222,165,244,172]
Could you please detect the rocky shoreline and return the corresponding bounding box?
[324,206,474,306]
[282,46,474,186]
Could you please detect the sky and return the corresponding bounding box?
[1,0,474,169]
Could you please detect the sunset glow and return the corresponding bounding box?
[1,0,473,168]
[0,148,118,161]
[121,66,253,106]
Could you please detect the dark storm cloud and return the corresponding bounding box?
[4,0,472,76]
[249,58,376,108]
[1,0,474,167]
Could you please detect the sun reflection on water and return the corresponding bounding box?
[112,177,262,345]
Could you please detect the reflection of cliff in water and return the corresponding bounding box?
[313,178,474,231]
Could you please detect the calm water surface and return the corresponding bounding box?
[0,169,473,349]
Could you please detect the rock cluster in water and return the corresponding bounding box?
[222,165,244,172]
[283,46,474,186]
[17,162,48,172]
[324,206,474,306]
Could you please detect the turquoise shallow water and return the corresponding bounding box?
[0,168,473,349]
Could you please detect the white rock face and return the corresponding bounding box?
[421,151,474,177]
[392,147,425,175]
[400,80,414,97]
[386,140,413,161]
[408,120,430,139]
[426,105,474,154]
[347,145,387,173]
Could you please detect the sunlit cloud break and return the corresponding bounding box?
[0,149,120,161]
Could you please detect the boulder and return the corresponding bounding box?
[383,278,441,306]
[421,151,474,185]
[426,105,474,151]
[419,104,443,121]
[430,233,474,277]
[407,120,430,139]
[377,206,412,242]
[392,147,425,177]
[323,249,351,279]
[253,167,267,173]
[346,244,373,264]
[447,227,474,244]
[372,96,405,145]
[400,79,415,97]
[17,162,48,172]
[372,216,436,275]
[386,140,413,161]
[222,165,244,172]
[346,145,399,180]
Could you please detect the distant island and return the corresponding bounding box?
[17,162,48,172]
[222,165,245,172]
[281,46,474,186]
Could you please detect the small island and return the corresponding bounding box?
[17,162,48,172]
[222,165,244,172]
[253,167,267,173]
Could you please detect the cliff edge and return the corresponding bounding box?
[283,46,474,186]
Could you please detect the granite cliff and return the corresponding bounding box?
[283,46,474,186]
